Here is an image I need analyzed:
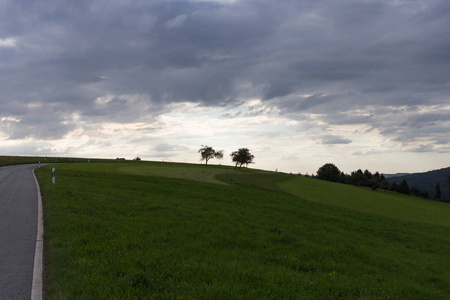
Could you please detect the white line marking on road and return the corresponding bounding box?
[31,169,43,300]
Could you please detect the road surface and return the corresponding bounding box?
[0,164,40,299]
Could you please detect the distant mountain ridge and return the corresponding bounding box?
[388,167,450,199]
[384,173,410,178]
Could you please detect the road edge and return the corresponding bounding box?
[31,169,43,300]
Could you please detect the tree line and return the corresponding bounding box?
[316,163,450,202]
[198,145,254,169]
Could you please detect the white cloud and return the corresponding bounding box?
[95,95,114,105]
[165,15,188,30]
[1,116,21,122]
[0,38,16,48]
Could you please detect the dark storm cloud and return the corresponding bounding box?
[0,0,449,150]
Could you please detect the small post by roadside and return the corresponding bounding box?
[39,161,41,168]
[52,168,55,184]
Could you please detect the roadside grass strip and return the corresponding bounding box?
[35,162,450,299]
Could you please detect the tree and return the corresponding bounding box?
[230,148,254,169]
[398,180,410,195]
[339,171,347,184]
[364,169,373,180]
[198,145,224,165]
[435,182,442,200]
[379,179,390,190]
[317,163,341,182]
[411,187,422,197]
[350,169,368,186]
[133,157,141,161]
[447,175,450,197]
[390,181,398,192]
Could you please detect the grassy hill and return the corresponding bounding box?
[35,162,450,299]
[0,155,127,167]
[279,176,450,227]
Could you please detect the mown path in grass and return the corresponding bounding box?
[36,162,450,299]
[118,162,238,185]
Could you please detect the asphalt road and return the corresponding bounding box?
[0,164,40,299]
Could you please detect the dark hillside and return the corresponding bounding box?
[384,173,409,178]
[389,167,450,199]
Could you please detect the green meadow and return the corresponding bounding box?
[35,162,450,299]
[0,155,117,167]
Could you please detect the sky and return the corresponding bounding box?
[1,0,449,175]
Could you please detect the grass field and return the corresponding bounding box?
[279,176,450,227]
[35,162,450,299]
[0,155,122,167]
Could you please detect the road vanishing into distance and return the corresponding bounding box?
[0,164,40,299]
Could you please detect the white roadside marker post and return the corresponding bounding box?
[52,168,55,184]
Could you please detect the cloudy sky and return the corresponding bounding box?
[1,0,449,174]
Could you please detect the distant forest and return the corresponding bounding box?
[315,164,450,202]
[388,167,450,200]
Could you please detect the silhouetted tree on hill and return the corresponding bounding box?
[447,175,450,198]
[379,179,390,190]
[350,169,368,186]
[390,182,399,192]
[198,145,224,165]
[398,180,410,195]
[364,169,372,180]
[435,182,442,200]
[317,163,341,182]
[339,172,347,183]
[230,148,254,169]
